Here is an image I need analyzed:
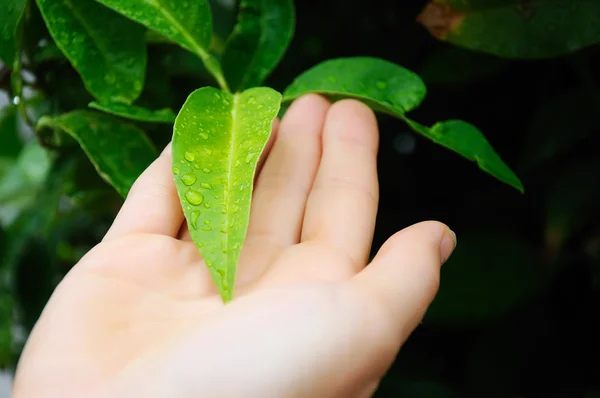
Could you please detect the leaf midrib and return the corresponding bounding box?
[224,93,241,284]
[147,0,211,61]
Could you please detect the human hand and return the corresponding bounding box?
[13,95,456,398]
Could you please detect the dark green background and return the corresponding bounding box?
[1,0,600,397]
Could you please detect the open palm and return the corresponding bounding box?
[13,95,456,398]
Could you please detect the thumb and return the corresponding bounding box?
[352,221,456,342]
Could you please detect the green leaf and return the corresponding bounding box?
[36,0,147,103]
[89,101,176,123]
[94,0,230,92]
[173,86,281,302]
[417,0,600,59]
[0,142,53,227]
[402,118,523,192]
[222,0,295,91]
[283,57,522,192]
[424,232,542,326]
[37,111,157,197]
[283,57,427,114]
[0,0,27,65]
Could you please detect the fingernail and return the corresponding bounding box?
[440,229,457,264]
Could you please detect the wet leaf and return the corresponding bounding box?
[173,86,281,302]
[36,0,147,103]
[402,118,523,192]
[95,0,229,91]
[283,57,427,114]
[417,0,600,59]
[222,0,295,91]
[284,57,522,192]
[425,232,542,326]
[37,111,157,197]
[0,0,27,66]
[89,101,176,123]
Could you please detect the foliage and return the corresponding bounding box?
[1,0,599,396]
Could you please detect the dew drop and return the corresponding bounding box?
[202,168,211,173]
[204,219,210,225]
[205,259,212,267]
[245,152,257,164]
[200,132,209,140]
[172,166,180,175]
[180,173,196,186]
[202,226,212,231]
[184,151,195,161]
[376,81,388,90]
[235,160,241,167]
[185,190,204,205]
[204,148,213,155]
[189,211,200,229]
[233,205,240,213]
[200,182,212,190]
[203,202,210,208]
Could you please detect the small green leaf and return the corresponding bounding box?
[95,0,229,92]
[37,111,157,197]
[402,118,523,192]
[0,0,27,65]
[284,57,522,192]
[173,86,281,302]
[222,0,295,91]
[283,57,427,114]
[89,101,176,123]
[417,0,600,59]
[36,0,147,103]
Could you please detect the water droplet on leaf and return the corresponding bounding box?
[185,190,204,205]
[203,168,211,173]
[172,166,180,175]
[181,173,197,186]
[200,182,212,189]
[190,211,200,229]
[184,151,195,161]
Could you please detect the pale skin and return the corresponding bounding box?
[12,95,456,398]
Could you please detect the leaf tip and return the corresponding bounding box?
[417,1,465,40]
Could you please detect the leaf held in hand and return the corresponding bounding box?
[89,101,176,123]
[36,0,147,104]
[222,0,295,91]
[417,0,600,59]
[173,86,281,302]
[37,111,157,197]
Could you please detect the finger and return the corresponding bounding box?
[255,119,279,178]
[178,119,281,242]
[245,94,330,248]
[301,99,379,269]
[104,143,184,240]
[352,221,456,343]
